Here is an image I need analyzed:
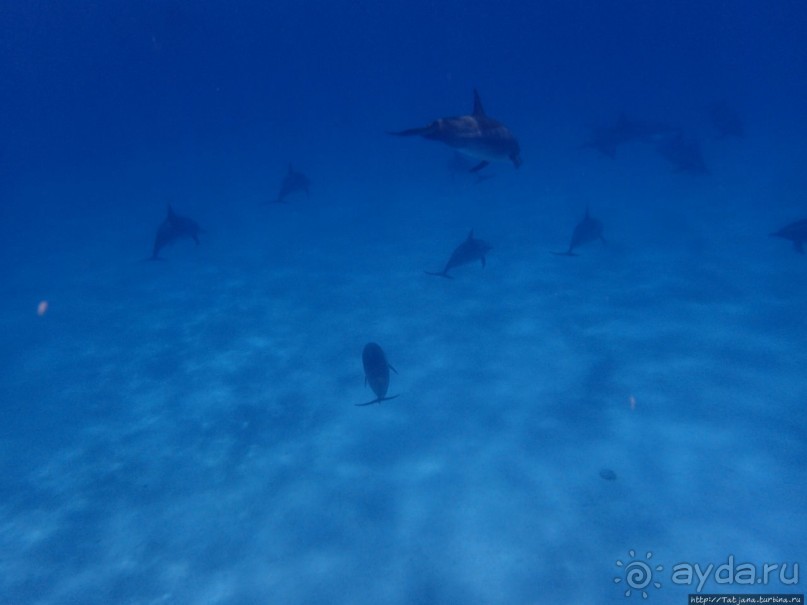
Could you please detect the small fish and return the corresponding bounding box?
[356,342,399,406]
[270,164,310,204]
[552,208,605,257]
[390,90,522,171]
[150,205,202,260]
[426,230,492,278]
[770,218,807,254]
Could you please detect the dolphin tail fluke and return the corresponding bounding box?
[425,270,453,279]
[355,394,400,407]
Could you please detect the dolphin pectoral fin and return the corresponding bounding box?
[795,241,804,254]
[388,364,398,375]
[425,270,453,279]
[469,160,489,173]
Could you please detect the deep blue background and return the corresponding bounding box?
[3,1,806,185]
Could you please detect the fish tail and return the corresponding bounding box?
[355,394,399,407]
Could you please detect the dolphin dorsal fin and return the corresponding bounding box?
[472,90,485,117]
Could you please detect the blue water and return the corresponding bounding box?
[1,2,805,604]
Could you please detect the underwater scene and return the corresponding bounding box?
[0,1,805,604]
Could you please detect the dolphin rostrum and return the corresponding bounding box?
[426,230,492,278]
[356,342,399,406]
[150,205,202,260]
[552,208,605,256]
[770,218,807,254]
[390,90,522,172]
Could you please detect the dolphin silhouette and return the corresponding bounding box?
[426,230,492,278]
[356,342,399,406]
[552,208,605,256]
[390,90,521,172]
[581,114,682,157]
[770,218,807,254]
[150,205,202,260]
[270,164,310,204]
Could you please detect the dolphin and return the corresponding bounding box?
[655,133,709,174]
[616,116,682,145]
[770,218,807,254]
[270,164,310,204]
[552,207,605,256]
[390,90,522,172]
[580,123,634,158]
[356,342,399,406]
[150,205,202,260]
[582,114,682,157]
[426,230,492,278]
